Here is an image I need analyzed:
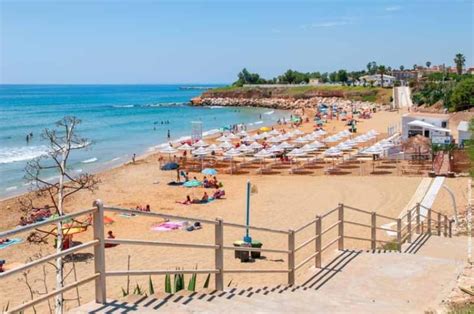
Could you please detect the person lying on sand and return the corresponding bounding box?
[213,188,226,199]
[0,238,11,244]
[105,230,118,248]
[176,195,192,205]
[192,192,209,204]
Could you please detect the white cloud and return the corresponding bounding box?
[385,6,401,11]
[300,20,351,30]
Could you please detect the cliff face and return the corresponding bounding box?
[191,86,388,108]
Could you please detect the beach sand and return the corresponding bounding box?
[0,107,469,312]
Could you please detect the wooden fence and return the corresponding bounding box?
[0,200,452,313]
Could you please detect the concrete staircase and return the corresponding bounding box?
[70,235,468,313]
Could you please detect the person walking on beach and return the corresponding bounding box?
[132,153,136,164]
[26,134,30,144]
[167,129,170,140]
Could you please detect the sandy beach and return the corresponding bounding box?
[0,107,469,312]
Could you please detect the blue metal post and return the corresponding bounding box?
[243,180,252,243]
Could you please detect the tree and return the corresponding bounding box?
[450,77,474,111]
[400,65,405,71]
[454,53,466,75]
[426,61,431,68]
[329,71,337,82]
[336,69,348,84]
[378,65,386,87]
[23,116,99,313]
[413,64,417,70]
[234,68,265,86]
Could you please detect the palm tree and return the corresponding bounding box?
[399,65,405,71]
[378,65,386,87]
[454,53,466,75]
[426,61,431,68]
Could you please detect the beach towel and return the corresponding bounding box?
[176,197,215,205]
[151,221,188,232]
[168,181,184,186]
[0,238,22,250]
[119,213,136,218]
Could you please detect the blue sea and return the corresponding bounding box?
[0,85,288,199]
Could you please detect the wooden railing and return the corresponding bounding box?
[0,200,452,313]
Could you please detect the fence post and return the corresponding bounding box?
[315,216,322,268]
[397,218,402,252]
[214,218,224,291]
[426,208,431,235]
[288,230,295,286]
[407,210,412,243]
[437,212,441,236]
[92,199,106,303]
[444,215,448,237]
[371,212,376,250]
[416,203,421,234]
[448,219,452,238]
[338,203,344,250]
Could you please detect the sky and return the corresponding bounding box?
[0,0,473,84]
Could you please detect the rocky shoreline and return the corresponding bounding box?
[191,96,380,110]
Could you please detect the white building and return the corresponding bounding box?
[359,74,396,87]
[457,121,471,147]
[401,113,452,144]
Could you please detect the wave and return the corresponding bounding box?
[202,129,220,136]
[5,186,18,191]
[254,121,264,125]
[110,157,121,162]
[0,145,50,164]
[209,106,224,109]
[264,110,275,115]
[81,157,98,164]
[112,104,134,108]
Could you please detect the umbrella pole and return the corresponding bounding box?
[244,180,252,243]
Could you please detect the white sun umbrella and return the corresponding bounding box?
[260,132,271,138]
[252,133,264,140]
[268,136,283,144]
[343,139,356,147]
[223,148,242,174]
[207,143,222,152]
[177,143,193,151]
[241,136,253,143]
[309,140,325,149]
[254,149,274,171]
[354,135,369,143]
[249,141,263,150]
[336,143,352,151]
[293,129,305,136]
[226,133,239,140]
[324,147,343,167]
[237,130,248,137]
[315,129,327,136]
[305,133,319,141]
[362,145,384,173]
[287,148,307,158]
[367,129,379,136]
[160,145,178,160]
[218,141,233,150]
[238,144,253,154]
[269,145,283,154]
[279,141,295,150]
[269,129,280,136]
[192,146,210,170]
[294,137,309,145]
[193,139,208,147]
[340,130,352,137]
[323,136,340,143]
[301,144,318,153]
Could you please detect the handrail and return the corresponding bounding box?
[294,235,318,252]
[295,251,319,270]
[7,273,99,314]
[106,269,219,276]
[320,236,341,252]
[104,206,219,225]
[106,238,218,250]
[294,218,317,233]
[321,221,341,236]
[222,221,289,235]
[320,206,340,218]
[344,220,371,229]
[375,226,395,232]
[344,235,372,242]
[0,207,95,238]
[343,205,372,215]
[374,212,398,221]
[0,240,99,279]
[223,269,289,274]
[222,245,289,254]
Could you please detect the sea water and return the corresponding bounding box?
[0,84,288,198]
